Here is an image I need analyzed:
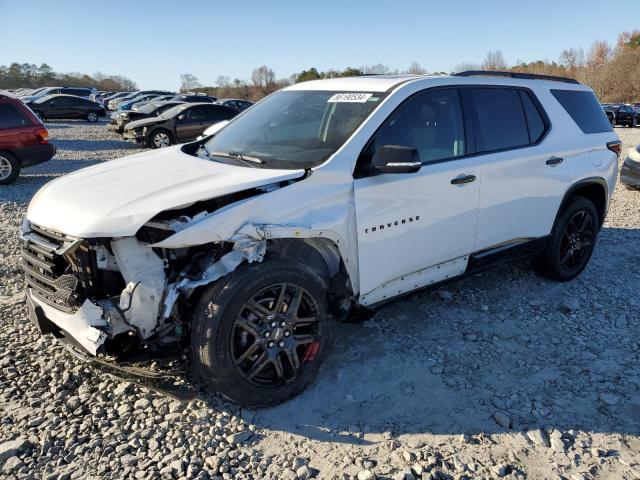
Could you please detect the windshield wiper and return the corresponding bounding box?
[210,150,264,165]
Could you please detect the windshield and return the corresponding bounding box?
[160,104,188,119]
[201,90,386,169]
[33,95,53,104]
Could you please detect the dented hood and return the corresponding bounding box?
[27,146,304,238]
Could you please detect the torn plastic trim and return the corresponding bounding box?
[162,234,266,319]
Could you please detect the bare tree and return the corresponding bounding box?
[406,62,427,74]
[251,66,276,95]
[180,73,201,92]
[482,50,508,71]
[453,61,480,73]
[361,64,390,75]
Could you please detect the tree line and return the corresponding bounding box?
[456,30,640,103]
[4,29,637,104]
[187,30,639,104]
[0,62,138,91]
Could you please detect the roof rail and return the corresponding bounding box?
[454,70,580,84]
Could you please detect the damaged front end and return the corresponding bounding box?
[20,198,269,363]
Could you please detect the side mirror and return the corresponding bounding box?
[178,114,186,121]
[372,145,421,174]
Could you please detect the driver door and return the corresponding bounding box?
[176,106,207,142]
[354,88,481,298]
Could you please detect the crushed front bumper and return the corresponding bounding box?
[26,287,107,355]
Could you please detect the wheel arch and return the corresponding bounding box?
[559,177,608,229]
[147,127,175,146]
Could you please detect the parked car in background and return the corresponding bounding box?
[115,94,164,112]
[21,87,97,103]
[0,92,55,184]
[123,102,237,148]
[214,98,253,112]
[170,93,217,103]
[621,144,640,189]
[108,90,173,110]
[130,95,175,111]
[102,91,131,107]
[27,95,106,122]
[108,100,184,133]
[603,103,637,127]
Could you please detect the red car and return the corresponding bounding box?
[0,92,56,185]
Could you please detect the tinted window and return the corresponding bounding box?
[206,106,236,122]
[470,88,529,152]
[551,89,612,134]
[0,104,30,128]
[364,88,465,165]
[519,91,546,143]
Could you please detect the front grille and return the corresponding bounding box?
[22,225,87,312]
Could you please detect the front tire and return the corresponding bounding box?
[191,259,334,407]
[86,111,99,122]
[0,152,20,185]
[148,129,173,148]
[532,197,599,282]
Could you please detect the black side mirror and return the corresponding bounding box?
[178,114,186,121]
[372,145,421,174]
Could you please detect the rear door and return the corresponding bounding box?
[45,97,73,118]
[468,87,570,251]
[175,106,206,142]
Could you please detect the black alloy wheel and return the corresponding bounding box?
[558,210,596,272]
[191,259,334,407]
[232,283,322,387]
[532,196,599,281]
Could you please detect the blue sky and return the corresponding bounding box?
[1,0,638,90]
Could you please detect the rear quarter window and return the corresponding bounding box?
[0,103,31,128]
[551,89,612,134]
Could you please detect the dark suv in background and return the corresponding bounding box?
[603,103,638,127]
[27,95,106,122]
[123,102,237,148]
[0,92,55,184]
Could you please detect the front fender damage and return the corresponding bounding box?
[161,233,266,318]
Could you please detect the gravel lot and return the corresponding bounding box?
[1,121,639,480]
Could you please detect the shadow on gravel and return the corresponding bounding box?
[195,226,640,444]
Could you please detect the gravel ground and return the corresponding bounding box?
[1,121,639,480]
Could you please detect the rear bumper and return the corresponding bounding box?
[14,143,56,168]
[620,157,640,187]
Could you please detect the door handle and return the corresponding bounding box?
[546,156,563,165]
[451,174,476,185]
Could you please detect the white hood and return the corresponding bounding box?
[27,146,304,238]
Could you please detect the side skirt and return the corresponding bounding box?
[360,236,550,309]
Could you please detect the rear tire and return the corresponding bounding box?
[0,152,20,185]
[191,259,334,407]
[532,197,599,282]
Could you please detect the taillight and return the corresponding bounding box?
[607,140,622,157]
[35,128,50,144]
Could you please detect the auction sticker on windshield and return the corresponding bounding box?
[327,93,373,103]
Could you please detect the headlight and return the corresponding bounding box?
[142,127,148,135]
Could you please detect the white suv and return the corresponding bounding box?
[21,72,620,406]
